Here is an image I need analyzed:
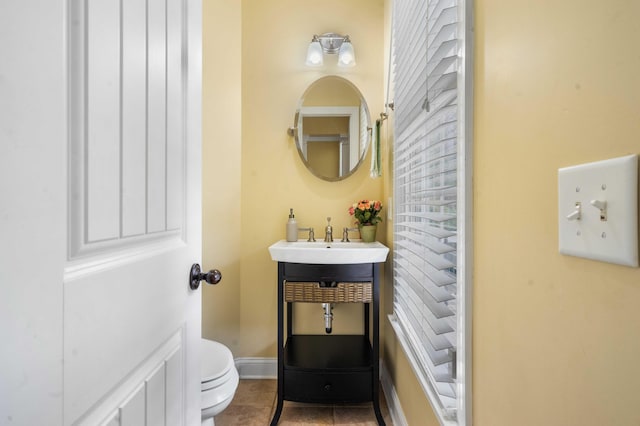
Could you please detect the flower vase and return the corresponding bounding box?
[359,224,377,242]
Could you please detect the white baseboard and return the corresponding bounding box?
[234,357,277,379]
[380,360,408,426]
[234,357,408,426]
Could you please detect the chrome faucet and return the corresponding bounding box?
[341,227,360,242]
[298,227,315,242]
[324,217,333,242]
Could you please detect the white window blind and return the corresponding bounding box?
[392,0,469,423]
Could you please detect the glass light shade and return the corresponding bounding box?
[337,41,356,67]
[305,40,324,66]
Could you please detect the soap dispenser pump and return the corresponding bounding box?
[286,208,298,242]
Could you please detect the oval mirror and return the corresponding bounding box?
[294,76,371,181]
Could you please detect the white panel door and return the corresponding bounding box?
[0,1,203,425]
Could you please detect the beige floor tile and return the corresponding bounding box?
[214,405,273,426]
[333,406,379,426]
[278,406,334,425]
[333,401,393,426]
[228,379,277,408]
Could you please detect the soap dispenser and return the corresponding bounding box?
[286,208,298,242]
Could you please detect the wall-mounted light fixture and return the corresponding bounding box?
[305,33,356,68]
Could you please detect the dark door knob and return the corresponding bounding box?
[189,263,222,290]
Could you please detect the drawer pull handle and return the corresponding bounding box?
[323,384,332,392]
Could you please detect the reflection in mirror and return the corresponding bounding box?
[294,76,370,181]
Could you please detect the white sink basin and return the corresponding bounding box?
[268,240,389,264]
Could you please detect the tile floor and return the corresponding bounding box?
[214,379,394,426]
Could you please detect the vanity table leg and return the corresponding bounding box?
[287,302,293,338]
[372,265,385,426]
[271,263,285,426]
[364,302,370,339]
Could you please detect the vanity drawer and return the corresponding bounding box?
[283,370,372,403]
[282,262,373,282]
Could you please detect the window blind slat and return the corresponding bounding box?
[394,255,456,304]
[395,282,454,335]
[396,231,455,254]
[429,71,457,96]
[395,157,457,182]
[396,221,456,238]
[397,211,456,222]
[395,307,453,366]
[396,144,456,168]
[428,37,457,74]
[430,0,456,20]
[438,383,457,399]
[397,243,455,270]
[395,269,456,322]
[394,249,457,287]
[422,319,455,351]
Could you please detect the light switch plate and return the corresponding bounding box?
[558,154,638,267]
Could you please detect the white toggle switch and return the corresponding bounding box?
[558,154,638,267]
[590,199,608,221]
[566,203,581,221]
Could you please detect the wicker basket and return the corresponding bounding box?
[284,281,372,303]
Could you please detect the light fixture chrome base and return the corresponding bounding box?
[314,33,350,54]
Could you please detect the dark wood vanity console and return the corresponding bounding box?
[269,261,385,426]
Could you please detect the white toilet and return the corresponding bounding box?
[201,338,239,426]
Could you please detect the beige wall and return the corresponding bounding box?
[202,0,242,354]
[204,0,640,425]
[474,0,640,425]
